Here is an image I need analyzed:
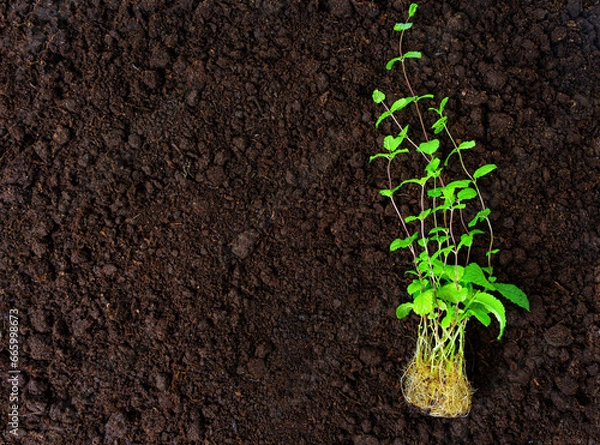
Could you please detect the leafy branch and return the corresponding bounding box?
[370,3,529,418]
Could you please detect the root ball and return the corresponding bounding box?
[402,354,473,418]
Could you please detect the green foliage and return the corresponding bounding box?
[371,2,529,343]
[372,89,386,104]
[473,164,498,179]
[408,3,418,16]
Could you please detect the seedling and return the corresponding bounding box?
[370,3,529,417]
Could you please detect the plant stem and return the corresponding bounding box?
[398,28,429,144]
[443,126,495,270]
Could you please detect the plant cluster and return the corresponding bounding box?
[370,3,529,417]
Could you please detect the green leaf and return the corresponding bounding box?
[446,179,471,190]
[431,116,447,134]
[407,279,426,295]
[428,227,449,236]
[372,89,386,104]
[444,140,476,166]
[427,187,443,198]
[438,283,468,304]
[383,135,401,152]
[417,259,430,274]
[458,233,473,249]
[425,157,441,177]
[386,57,403,70]
[402,51,422,59]
[457,230,484,250]
[379,189,392,197]
[390,148,410,158]
[468,208,491,227]
[394,22,413,31]
[439,180,470,203]
[369,153,391,162]
[418,139,440,155]
[430,244,453,260]
[400,176,428,187]
[443,264,464,282]
[473,163,497,179]
[418,234,432,247]
[372,139,410,162]
[428,97,449,116]
[466,305,492,327]
[457,187,478,201]
[494,283,530,310]
[486,248,500,257]
[462,263,495,290]
[457,140,476,150]
[396,302,414,319]
[375,111,392,128]
[408,208,431,222]
[408,3,418,17]
[438,97,449,114]
[390,233,418,251]
[417,94,435,101]
[418,250,430,262]
[440,310,456,329]
[390,96,417,113]
[473,292,506,339]
[431,203,450,214]
[429,258,445,276]
[413,289,434,316]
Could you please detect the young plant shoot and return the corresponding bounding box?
[371,3,529,417]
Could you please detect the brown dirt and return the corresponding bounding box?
[0,0,598,443]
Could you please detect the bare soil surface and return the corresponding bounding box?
[1,0,599,443]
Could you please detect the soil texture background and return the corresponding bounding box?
[0,0,599,443]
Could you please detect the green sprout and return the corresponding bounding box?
[370,3,529,417]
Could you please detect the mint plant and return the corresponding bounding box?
[371,3,529,417]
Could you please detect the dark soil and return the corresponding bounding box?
[1,0,599,443]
